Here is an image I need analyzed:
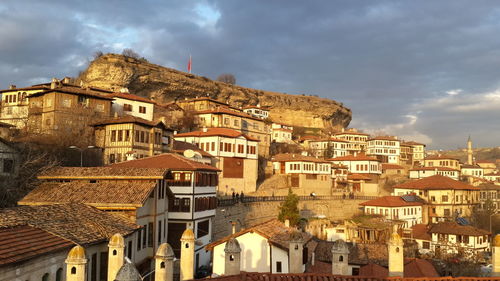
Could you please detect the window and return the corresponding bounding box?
[109,154,115,164]
[422,241,430,249]
[123,104,132,111]
[139,106,146,113]
[442,195,448,202]
[148,223,154,247]
[158,220,162,244]
[142,225,147,248]
[111,130,117,142]
[118,130,123,141]
[197,220,210,238]
[137,228,142,251]
[444,209,451,217]
[56,268,63,281]
[125,130,130,141]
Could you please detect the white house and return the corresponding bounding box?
[329,153,382,175]
[308,138,348,158]
[111,91,156,121]
[461,164,484,178]
[409,167,460,180]
[333,130,370,154]
[366,136,400,164]
[206,220,311,275]
[242,105,270,119]
[174,127,259,194]
[428,222,491,256]
[360,195,424,228]
[271,123,293,143]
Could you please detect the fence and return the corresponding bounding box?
[217,194,378,207]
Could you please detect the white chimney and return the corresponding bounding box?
[231,221,237,234]
[120,87,129,93]
[284,219,290,227]
[202,127,208,132]
[9,85,16,90]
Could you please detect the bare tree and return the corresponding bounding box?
[216,73,236,85]
[122,48,141,59]
[93,50,104,59]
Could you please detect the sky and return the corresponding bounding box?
[1,1,500,150]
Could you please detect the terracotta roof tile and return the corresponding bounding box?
[368,136,399,141]
[29,85,114,100]
[0,225,74,266]
[401,141,425,146]
[360,196,423,207]
[333,131,370,136]
[428,222,490,236]
[403,258,439,277]
[91,115,164,127]
[409,167,459,172]
[0,204,138,246]
[382,164,404,170]
[38,167,167,179]
[328,153,379,162]
[411,224,431,240]
[347,174,372,181]
[175,128,259,142]
[359,263,388,278]
[19,180,157,207]
[272,153,330,163]
[110,153,219,171]
[394,175,478,190]
[309,137,348,143]
[424,155,459,161]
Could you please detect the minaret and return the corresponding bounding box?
[155,243,175,281]
[108,233,125,281]
[224,238,241,276]
[65,245,87,281]
[493,234,500,277]
[331,239,350,275]
[467,135,473,165]
[388,232,404,277]
[289,230,304,273]
[180,228,195,281]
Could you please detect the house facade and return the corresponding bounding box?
[111,91,156,121]
[360,196,424,228]
[308,138,348,158]
[242,105,270,119]
[428,222,491,256]
[333,130,369,154]
[424,155,460,170]
[329,153,382,175]
[366,136,401,164]
[409,167,460,180]
[271,123,293,143]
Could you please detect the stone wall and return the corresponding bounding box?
[213,198,365,240]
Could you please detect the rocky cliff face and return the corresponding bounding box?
[79,54,351,130]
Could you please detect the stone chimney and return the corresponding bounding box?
[388,232,404,277]
[107,233,125,281]
[331,239,349,275]
[180,228,195,281]
[289,230,304,273]
[155,243,175,281]
[9,85,16,90]
[65,245,87,281]
[493,234,500,277]
[224,238,241,276]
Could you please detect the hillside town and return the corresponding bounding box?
[0,72,499,281]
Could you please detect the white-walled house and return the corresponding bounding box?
[461,164,484,178]
[360,195,424,228]
[206,220,311,275]
[271,123,293,143]
[111,91,155,121]
[329,153,382,175]
[409,167,460,180]
[333,130,370,155]
[366,136,401,164]
[242,105,270,119]
[174,127,259,194]
[424,155,460,170]
[428,222,491,256]
[308,138,348,158]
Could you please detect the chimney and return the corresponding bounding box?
[354,152,357,157]
[289,230,304,273]
[224,238,242,276]
[202,127,208,132]
[331,239,349,275]
[114,112,119,118]
[388,232,404,277]
[284,219,290,227]
[155,243,175,281]
[180,228,195,281]
[50,78,59,89]
[231,221,237,234]
[107,233,125,281]
[9,85,16,90]
[65,245,87,281]
[341,128,345,132]
[493,234,500,277]
[62,77,71,84]
[120,87,129,93]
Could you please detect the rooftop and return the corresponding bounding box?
[382,163,404,170]
[368,136,399,141]
[394,175,479,190]
[272,153,331,163]
[409,167,459,172]
[424,154,460,161]
[111,92,155,104]
[429,221,490,236]
[411,224,432,241]
[360,196,423,207]
[195,106,264,122]
[38,167,167,179]
[110,153,219,171]
[91,115,164,128]
[328,153,379,162]
[175,128,259,142]
[29,85,114,100]
[173,140,214,157]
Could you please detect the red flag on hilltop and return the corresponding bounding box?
[187,55,192,73]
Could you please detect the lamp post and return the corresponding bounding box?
[69,145,95,167]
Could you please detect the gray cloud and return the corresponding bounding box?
[1,1,499,149]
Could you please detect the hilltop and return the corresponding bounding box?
[78,54,352,130]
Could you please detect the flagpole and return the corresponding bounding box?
[188,55,192,74]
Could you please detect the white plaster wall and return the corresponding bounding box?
[271,245,289,273]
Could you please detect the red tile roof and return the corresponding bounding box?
[359,263,388,278]
[393,175,479,190]
[360,196,423,207]
[368,136,399,141]
[382,164,404,170]
[333,131,370,136]
[111,92,155,104]
[424,155,459,161]
[38,167,167,179]
[403,258,439,277]
[429,222,490,236]
[347,173,372,181]
[91,115,164,127]
[272,153,331,163]
[409,167,459,172]
[29,85,114,100]
[175,128,259,142]
[476,160,495,164]
[328,153,379,162]
[173,140,214,157]
[309,137,348,143]
[411,224,431,240]
[110,153,219,171]
[0,225,74,266]
[401,141,425,146]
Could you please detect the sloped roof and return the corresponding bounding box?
[360,196,423,207]
[410,167,459,172]
[0,225,75,266]
[401,141,425,146]
[314,240,388,266]
[424,154,459,161]
[19,180,158,207]
[205,219,312,251]
[368,136,399,141]
[347,174,372,181]
[38,167,167,179]
[428,222,490,236]
[0,204,138,245]
[404,258,439,277]
[173,140,214,157]
[195,106,263,121]
[175,128,259,142]
[309,137,348,143]
[382,163,404,170]
[272,153,330,163]
[393,175,479,190]
[411,224,432,241]
[111,92,155,104]
[91,115,163,127]
[29,85,114,100]
[333,131,370,136]
[110,153,219,171]
[328,153,379,162]
[461,164,482,169]
[359,263,388,278]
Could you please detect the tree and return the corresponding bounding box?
[216,73,236,85]
[278,188,300,226]
[122,48,141,59]
[93,51,104,59]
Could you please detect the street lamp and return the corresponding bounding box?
[69,145,95,167]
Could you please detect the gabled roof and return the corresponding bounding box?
[461,164,482,169]
[0,225,74,266]
[272,153,330,163]
[347,174,372,181]
[424,154,459,161]
[359,259,439,278]
[205,219,312,251]
[393,175,479,190]
[91,115,164,128]
[0,203,138,246]
[174,128,259,142]
[29,85,114,100]
[328,153,379,162]
[368,136,399,141]
[195,106,264,121]
[18,180,158,208]
[38,167,167,179]
[429,221,490,236]
[309,137,348,143]
[173,141,213,158]
[360,196,423,207]
[333,131,370,136]
[111,92,155,104]
[110,153,219,172]
[401,141,425,146]
[411,224,431,241]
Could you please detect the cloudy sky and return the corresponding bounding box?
[1,1,499,149]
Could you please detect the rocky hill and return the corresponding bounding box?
[78,54,352,130]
